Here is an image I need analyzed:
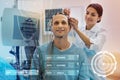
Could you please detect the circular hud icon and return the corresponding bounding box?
[91,51,117,77]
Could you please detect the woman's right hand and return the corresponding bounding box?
[69,17,79,30]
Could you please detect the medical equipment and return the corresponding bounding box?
[1,8,40,46]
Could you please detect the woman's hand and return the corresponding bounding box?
[63,8,70,17]
[69,18,79,30]
[63,9,78,30]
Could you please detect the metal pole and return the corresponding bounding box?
[13,0,18,8]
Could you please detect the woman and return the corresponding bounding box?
[64,3,106,80]
[64,3,106,53]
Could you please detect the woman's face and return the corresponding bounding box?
[52,14,70,38]
[85,7,101,27]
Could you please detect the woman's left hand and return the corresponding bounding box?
[63,8,70,17]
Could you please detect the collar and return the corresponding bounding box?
[82,24,101,33]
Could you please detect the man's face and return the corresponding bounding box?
[52,14,70,38]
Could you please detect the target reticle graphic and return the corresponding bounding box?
[91,51,117,77]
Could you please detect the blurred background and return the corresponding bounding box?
[0,0,120,80]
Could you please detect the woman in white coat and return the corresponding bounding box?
[64,3,106,53]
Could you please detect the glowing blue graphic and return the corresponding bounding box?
[44,55,80,76]
[91,51,117,77]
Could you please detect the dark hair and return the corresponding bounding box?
[51,12,71,28]
[87,3,103,23]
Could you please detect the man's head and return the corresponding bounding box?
[51,13,71,38]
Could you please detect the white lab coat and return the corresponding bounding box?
[74,24,106,53]
[73,24,107,80]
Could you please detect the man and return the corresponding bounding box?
[30,13,89,80]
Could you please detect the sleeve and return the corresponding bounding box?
[79,51,90,80]
[30,47,43,80]
[89,28,106,52]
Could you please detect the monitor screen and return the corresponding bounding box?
[2,8,40,46]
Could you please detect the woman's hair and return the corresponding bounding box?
[87,3,103,23]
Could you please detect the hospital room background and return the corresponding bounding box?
[0,0,120,80]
